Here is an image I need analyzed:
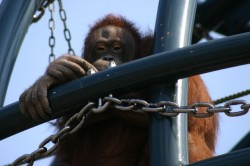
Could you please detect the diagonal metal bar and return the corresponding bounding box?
[187,148,250,166]
[1,32,250,140]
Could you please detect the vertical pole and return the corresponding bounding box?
[149,0,197,165]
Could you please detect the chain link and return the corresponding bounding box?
[32,0,55,23]
[57,0,75,55]
[224,100,249,117]
[48,2,56,63]
[33,0,75,61]
[11,96,250,165]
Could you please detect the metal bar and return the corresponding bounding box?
[195,0,250,37]
[149,0,197,165]
[0,0,44,107]
[187,148,250,166]
[175,78,189,163]
[230,131,250,152]
[1,32,250,140]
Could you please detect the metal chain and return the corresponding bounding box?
[32,0,55,23]
[48,2,56,63]
[11,96,250,165]
[33,0,75,61]
[57,0,75,55]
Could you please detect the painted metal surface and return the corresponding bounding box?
[0,0,44,107]
[149,0,197,165]
[1,30,250,140]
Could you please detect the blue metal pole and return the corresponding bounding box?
[188,148,250,166]
[0,0,44,107]
[1,31,250,140]
[149,0,197,165]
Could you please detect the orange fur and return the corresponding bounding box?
[188,76,218,162]
[55,15,218,165]
[20,14,218,165]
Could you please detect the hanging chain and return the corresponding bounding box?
[32,0,55,23]
[32,0,75,61]
[48,2,56,63]
[57,0,75,55]
[11,96,250,165]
